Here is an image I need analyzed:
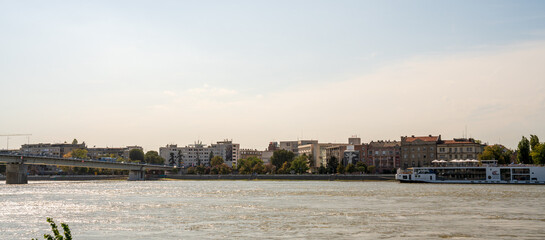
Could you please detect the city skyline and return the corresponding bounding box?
[1,1,545,152]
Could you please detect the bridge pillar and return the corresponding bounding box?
[128,170,144,181]
[6,163,28,184]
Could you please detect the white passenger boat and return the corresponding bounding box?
[396,160,545,184]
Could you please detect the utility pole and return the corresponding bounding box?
[0,134,32,150]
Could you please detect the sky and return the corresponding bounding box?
[1,0,545,151]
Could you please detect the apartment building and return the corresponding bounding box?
[400,135,440,169]
[366,140,401,173]
[437,138,484,160]
[159,140,240,167]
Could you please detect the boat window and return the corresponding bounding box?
[512,168,530,174]
[500,169,511,181]
[434,168,486,181]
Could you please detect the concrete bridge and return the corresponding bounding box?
[0,154,175,184]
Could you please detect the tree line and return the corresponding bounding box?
[479,135,545,165]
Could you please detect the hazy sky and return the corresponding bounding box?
[1,0,545,151]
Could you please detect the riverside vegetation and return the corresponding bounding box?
[32,218,71,240]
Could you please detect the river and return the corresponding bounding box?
[1,180,544,239]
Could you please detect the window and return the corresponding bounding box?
[440,148,445,152]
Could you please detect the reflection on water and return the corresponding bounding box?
[1,180,544,239]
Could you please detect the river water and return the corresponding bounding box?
[1,180,544,239]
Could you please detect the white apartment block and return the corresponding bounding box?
[159,140,240,168]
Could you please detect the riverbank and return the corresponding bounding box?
[165,174,395,181]
[0,174,395,182]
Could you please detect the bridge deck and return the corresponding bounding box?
[0,154,174,171]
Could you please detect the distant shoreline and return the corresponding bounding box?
[0,174,396,182]
[164,174,396,181]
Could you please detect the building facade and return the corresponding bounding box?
[437,138,484,161]
[400,135,440,169]
[366,140,400,173]
[159,140,240,168]
[21,142,87,157]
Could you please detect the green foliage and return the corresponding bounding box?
[278,161,291,174]
[479,145,513,164]
[530,135,540,151]
[517,136,531,164]
[144,151,165,165]
[336,163,345,174]
[355,161,367,173]
[238,157,265,174]
[63,149,89,159]
[264,163,275,174]
[307,154,314,168]
[289,155,309,174]
[345,163,356,173]
[71,139,78,145]
[219,163,232,174]
[271,150,295,171]
[366,165,376,174]
[210,156,224,167]
[187,167,196,174]
[318,164,327,174]
[195,165,205,174]
[531,143,545,165]
[129,149,145,162]
[33,218,72,240]
[326,156,338,174]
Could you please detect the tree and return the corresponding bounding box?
[531,143,545,165]
[356,161,367,173]
[279,161,291,174]
[238,157,265,174]
[195,165,205,174]
[264,163,275,174]
[216,163,232,174]
[129,149,145,162]
[71,139,78,145]
[530,135,540,151]
[210,156,224,167]
[318,164,327,174]
[307,154,314,168]
[63,149,89,159]
[479,145,513,164]
[336,163,345,174]
[271,150,295,171]
[168,152,176,166]
[187,167,196,174]
[345,163,356,174]
[33,218,71,240]
[144,151,165,165]
[177,150,183,167]
[366,165,376,174]
[289,155,309,174]
[326,156,338,174]
[517,136,531,164]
